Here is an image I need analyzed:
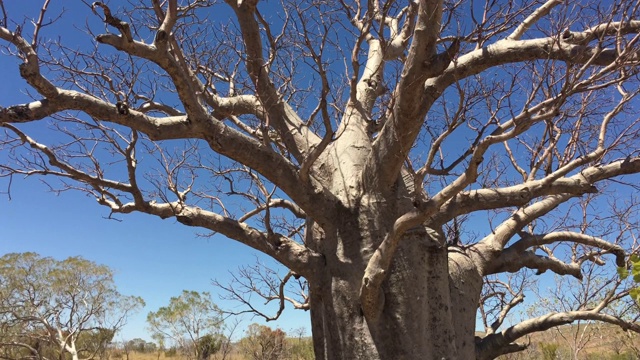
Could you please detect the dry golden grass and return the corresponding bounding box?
[120,349,245,360]
[528,323,640,352]
[494,323,640,359]
[119,325,640,360]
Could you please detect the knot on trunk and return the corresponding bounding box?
[2,103,31,120]
[155,30,169,45]
[116,101,129,115]
[19,62,37,78]
[423,38,460,78]
[176,215,193,226]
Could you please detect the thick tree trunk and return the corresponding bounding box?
[308,220,482,360]
[302,143,485,360]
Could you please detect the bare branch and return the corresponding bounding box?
[238,199,306,222]
[509,232,626,267]
[563,20,640,46]
[478,157,640,253]
[363,0,448,192]
[489,293,525,334]
[91,2,133,43]
[0,25,57,97]
[226,0,320,162]
[477,311,640,360]
[488,250,583,279]
[506,0,563,41]
[0,56,331,225]
[1,124,133,193]
[214,262,309,322]
[431,24,640,93]
[157,0,177,38]
[31,0,52,49]
[115,200,322,278]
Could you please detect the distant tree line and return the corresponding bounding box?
[0,252,313,360]
[114,326,313,360]
[143,289,313,360]
[125,338,158,354]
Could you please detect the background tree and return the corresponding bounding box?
[124,338,157,354]
[149,333,166,360]
[195,334,221,360]
[238,324,287,360]
[0,253,143,360]
[2,0,640,359]
[147,291,222,360]
[120,340,133,360]
[287,328,314,360]
[208,318,241,360]
[76,328,116,360]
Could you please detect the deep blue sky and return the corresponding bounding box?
[0,177,314,340]
[0,0,310,342]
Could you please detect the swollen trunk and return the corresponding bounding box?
[308,224,482,360]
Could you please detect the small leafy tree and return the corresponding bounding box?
[0,253,144,360]
[539,342,560,360]
[239,324,287,360]
[147,291,223,360]
[619,254,640,302]
[77,328,116,360]
[196,334,221,360]
[150,333,165,360]
[288,328,313,360]
[125,338,157,353]
[163,347,178,358]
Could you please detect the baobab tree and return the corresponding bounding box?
[1,0,640,359]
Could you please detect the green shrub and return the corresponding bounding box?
[164,347,177,358]
[607,351,637,360]
[287,337,314,360]
[539,342,559,360]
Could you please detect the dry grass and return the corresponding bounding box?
[495,323,640,359]
[529,323,639,352]
[118,351,245,360]
[117,325,640,360]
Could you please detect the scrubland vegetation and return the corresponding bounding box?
[4,252,640,360]
[496,324,640,360]
[111,326,314,360]
[0,253,312,360]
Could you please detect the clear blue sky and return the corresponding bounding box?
[0,178,311,341]
[0,0,310,342]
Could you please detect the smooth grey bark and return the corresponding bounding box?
[307,215,467,359]
[300,150,478,359]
